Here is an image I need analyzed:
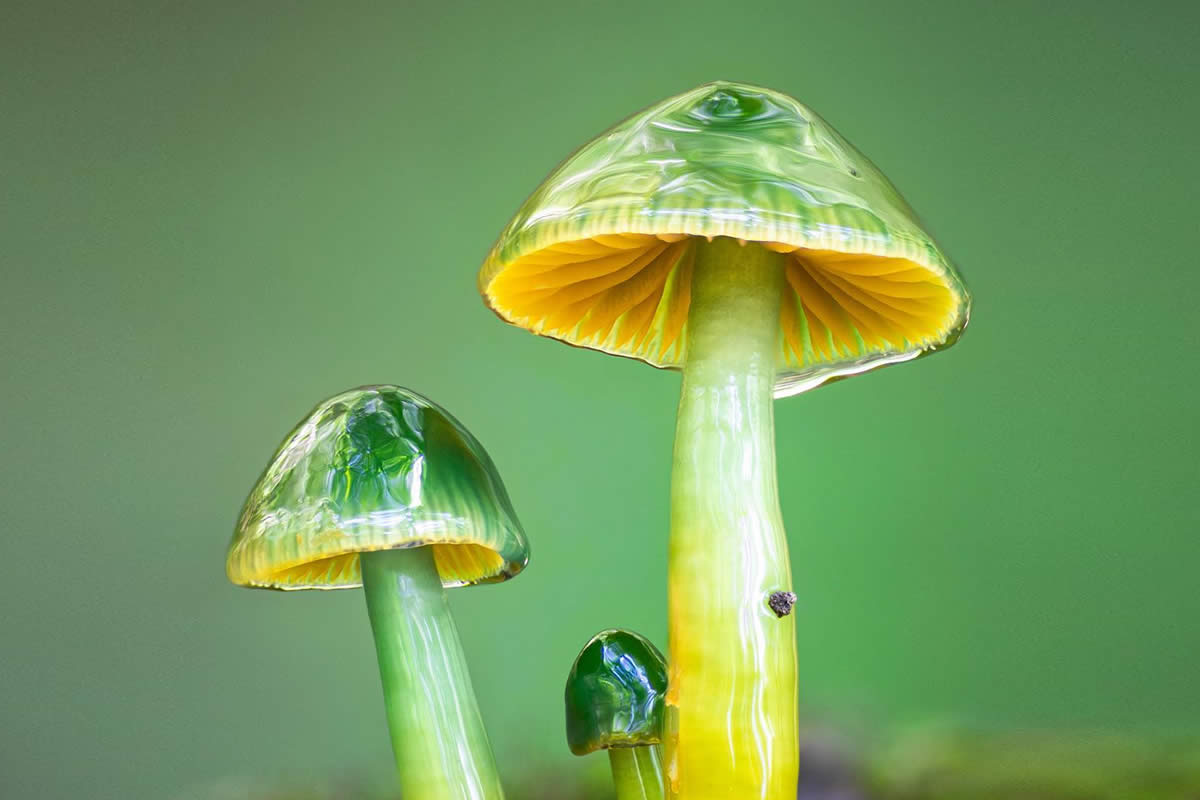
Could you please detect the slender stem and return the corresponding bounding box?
[608,746,666,800]
[664,237,798,799]
[361,547,505,800]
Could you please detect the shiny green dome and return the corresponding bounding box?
[227,385,528,590]
[480,81,970,396]
[565,629,668,755]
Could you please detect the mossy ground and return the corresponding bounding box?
[180,728,1200,800]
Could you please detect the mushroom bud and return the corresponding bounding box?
[565,629,667,800]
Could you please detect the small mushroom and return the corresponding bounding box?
[227,385,527,800]
[481,81,970,798]
[565,629,667,800]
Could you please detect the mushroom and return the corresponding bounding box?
[479,81,970,798]
[565,629,668,800]
[227,385,527,800]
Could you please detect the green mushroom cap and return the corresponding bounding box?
[480,80,970,396]
[565,629,668,756]
[227,385,528,590]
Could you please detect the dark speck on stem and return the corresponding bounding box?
[768,591,797,618]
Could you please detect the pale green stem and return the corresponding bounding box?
[609,746,666,800]
[665,237,798,799]
[361,547,505,800]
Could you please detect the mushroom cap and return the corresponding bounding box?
[480,80,970,396]
[564,629,668,756]
[227,386,528,590]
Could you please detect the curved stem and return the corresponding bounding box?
[608,746,666,800]
[361,547,505,800]
[665,237,797,799]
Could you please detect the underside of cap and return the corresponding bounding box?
[228,540,516,591]
[227,386,528,590]
[480,81,970,396]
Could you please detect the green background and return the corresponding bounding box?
[3,2,1197,798]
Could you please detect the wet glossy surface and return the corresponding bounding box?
[608,745,666,800]
[227,385,527,589]
[362,546,505,800]
[480,81,970,397]
[565,629,668,756]
[666,239,797,800]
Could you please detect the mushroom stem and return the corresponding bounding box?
[665,236,797,798]
[361,546,505,800]
[609,746,666,800]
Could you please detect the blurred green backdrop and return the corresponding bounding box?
[3,1,1197,798]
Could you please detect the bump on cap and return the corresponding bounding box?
[227,385,528,590]
[480,81,971,397]
[564,629,668,756]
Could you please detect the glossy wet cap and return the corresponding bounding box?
[480,80,970,396]
[227,385,528,590]
[565,629,668,755]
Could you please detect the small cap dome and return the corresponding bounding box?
[227,386,528,590]
[564,629,668,756]
[480,81,970,396]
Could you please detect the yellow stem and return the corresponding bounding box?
[665,237,798,799]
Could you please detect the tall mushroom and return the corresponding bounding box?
[565,629,668,800]
[479,81,970,798]
[227,385,528,800]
